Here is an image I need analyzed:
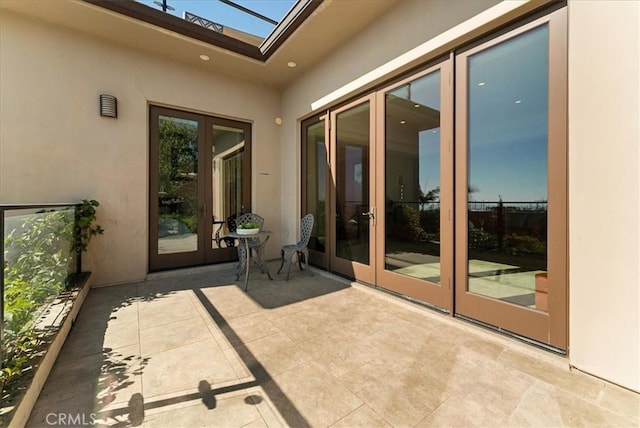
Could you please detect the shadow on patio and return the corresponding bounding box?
[26,263,639,427]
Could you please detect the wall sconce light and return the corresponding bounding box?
[99,94,117,118]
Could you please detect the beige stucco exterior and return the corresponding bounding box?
[1,0,638,392]
[0,10,283,286]
[567,0,640,394]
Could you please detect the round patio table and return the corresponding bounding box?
[226,230,273,290]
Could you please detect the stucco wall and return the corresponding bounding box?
[0,11,282,286]
[567,0,640,392]
[281,0,640,392]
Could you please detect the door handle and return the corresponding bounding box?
[362,207,375,224]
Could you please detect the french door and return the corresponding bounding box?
[327,63,454,311]
[149,106,251,271]
[304,8,567,349]
[329,95,377,284]
[374,61,454,311]
[454,10,567,348]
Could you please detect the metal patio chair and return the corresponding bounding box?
[277,213,314,280]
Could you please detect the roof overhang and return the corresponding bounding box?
[0,0,397,88]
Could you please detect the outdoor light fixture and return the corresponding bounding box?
[99,94,117,118]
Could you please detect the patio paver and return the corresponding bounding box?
[26,263,639,427]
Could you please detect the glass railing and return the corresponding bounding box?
[1,203,82,373]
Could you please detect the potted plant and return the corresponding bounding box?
[236,221,260,235]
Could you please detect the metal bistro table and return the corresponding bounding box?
[226,230,273,290]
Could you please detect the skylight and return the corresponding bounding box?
[135,0,297,44]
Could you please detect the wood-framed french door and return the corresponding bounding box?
[374,59,454,311]
[329,95,377,284]
[149,105,252,272]
[454,8,567,348]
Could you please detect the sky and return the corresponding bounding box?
[136,0,297,38]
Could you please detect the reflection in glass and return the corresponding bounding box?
[467,26,549,311]
[212,124,245,248]
[305,120,326,253]
[157,115,199,254]
[335,103,370,265]
[384,71,442,283]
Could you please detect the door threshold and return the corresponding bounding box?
[455,314,567,356]
[352,279,450,315]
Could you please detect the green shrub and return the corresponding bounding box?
[469,228,498,251]
[503,233,546,257]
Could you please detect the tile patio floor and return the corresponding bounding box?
[27,263,639,427]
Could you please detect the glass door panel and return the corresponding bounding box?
[149,107,205,270]
[211,123,247,252]
[157,115,200,255]
[384,71,442,281]
[455,9,567,348]
[375,61,453,311]
[301,115,329,267]
[466,26,549,308]
[330,96,376,284]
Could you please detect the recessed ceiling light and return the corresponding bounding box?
[478,82,486,86]
[287,61,297,68]
[400,120,406,124]
[199,54,210,61]
[414,104,420,108]
[515,100,522,104]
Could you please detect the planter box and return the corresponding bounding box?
[1,273,92,428]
